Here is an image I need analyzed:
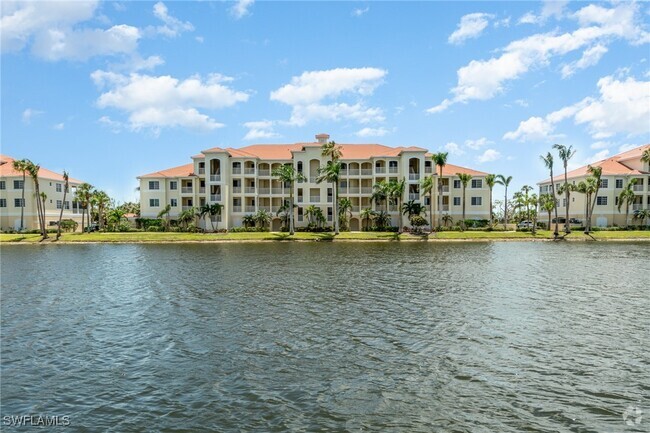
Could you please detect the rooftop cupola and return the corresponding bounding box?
[315,133,330,144]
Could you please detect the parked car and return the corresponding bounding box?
[84,223,99,232]
[517,220,535,229]
[569,218,582,224]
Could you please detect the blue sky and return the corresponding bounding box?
[2,0,649,202]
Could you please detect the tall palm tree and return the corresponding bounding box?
[521,185,533,226]
[157,204,172,230]
[457,173,472,231]
[208,203,223,231]
[360,208,375,231]
[495,174,512,230]
[254,209,272,229]
[584,165,602,234]
[338,197,352,230]
[25,161,47,239]
[272,164,305,235]
[617,179,637,229]
[485,174,496,227]
[178,207,195,230]
[388,178,406,233]
[539,193,555,230]
[321,141,343,233]
[420,175,435,232]
[539,152,559,238]
[371,180,390,214]
[633,208,650,227]
[431,152,448,227]
[93,190,110,231]
[56,171,69,240]
[12,158,30,231]
[642,148,650,164]
[553,143,576,234]
[316,160,341,234]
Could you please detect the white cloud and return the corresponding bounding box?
[270,67,387,126]
[619,143,640,153]
[429,2,649,113]
[22,108,43,124]
[561,44,608,78]
[195,36,204,43]
[444,142,465,156]
[494,17,511,28]
[505,74,649,141]
[352,7,369,17]
[124,55,165,72]
[448,13,494,45]
[465,137,493,150]
[150,2,193,37]
[230,0,254,19]
[518,12,539,25]
[590,141,610,150]
[243,120,280,140]
[514,99,529,107]
[98,116,123,133]
[92,71,249,132]
[476,149,501,163]
[356,127,389,137]
[518,0,568,25]
[53,122,64,130]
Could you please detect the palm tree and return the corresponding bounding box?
[371,180,390,214]
[540,152,559,238]
[360,208,375,230]
[93,190,110,231]
[304,204,319,226]
[420,175,435,231]
[178,207,195,230]
[633,208,650,227]
[276,202,291,231]
[442,214,453,227]
[25,161,47,239]
[242,214,256,229]
[617,179,637,229]
[208,203,223,231]
[528,193,539,234]
[388,178,406,233]
[157,204,172,230]
[457,173,472,231]
[338,197,352,230]
[539,193,555,230]
[12,158,29,231]
[106,208,126,231]
[56,171,69,240]
[254,209,272,229]
[400,200,426,218]
[485,174,496,226]
[316,161,341,234]
[521,185,533,227]
[272,164,305,235]
[495,174,513,230]
[553,143,576,234]
[642,148,650,164]
[584,165,602,234]
[432,152,448,227]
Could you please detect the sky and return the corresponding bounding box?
[2,0,649,203]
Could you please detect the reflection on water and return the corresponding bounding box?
[1,242,648,432]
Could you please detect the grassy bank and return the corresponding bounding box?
[2,230,649,244]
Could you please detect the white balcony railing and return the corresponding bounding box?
[309,176,318,183]
[389,167,398,173]
[633,184,644,191]
[245,187,256,194]
[258,170,270,176]
[232,206,242,213]
[210,175,221,182]
[361,187,372,194]
[310,196,320,203]
[258,188,270,194]
[232,187,242,194]
[632,203,644,210]
[349,187,360,194]
[199,187,206,193]
[327,196,333,203]
[409,193,420,200]
[442,185,450,193]
[210,194,221,202]
[272,188,283,194]
[409,173,420,181]
[351,206,360,212]
[298,196,303,203]
[181,187,193,193]
[258,205,271,212]
[182,206,193,211]
[232,168,242,175]
[348,169,360,175]
[244,168,255,175]
[340,170,348,176]
[441,205,449,211]
[245,206,256,213]
[198,168,205,174]
[425,167,433,174]
[375,168,386,174]
[361,169,372,176]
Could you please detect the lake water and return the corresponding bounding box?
[1,242,648,432]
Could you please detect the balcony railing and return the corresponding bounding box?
[388,167,398,173]
[409,173,420,181]
[182,206,193,211]
[309,176,318,183]
[348,169,360,175]
[198,168,205,174]
[340,170,348,176]
[442,185,450,193]
[258,170,270,176]
[232,187,242,194]
[272,188,283,194]
[425,167,433,173]
[361,169,372,176]
[258,205,271,212]
[258,188,270,194]
[351,206,360,212]
[632,203,644,210]
[441,205,449,211]
[310,196,320,203]
[232,168,242,175]
[245,206,256,213]
[232,206,242,212]
[244,168,256,175]
[210,194,221,202]
[375,168,386,174]
[339,188,348,194]
[210,175,221,182]
[360,187,372,194]
[272,206,283,212]
[633,184,644,191]
[409,193,420,200]
[199,187,205,193]
[181,187,193,194]
[327,196,333,203]
[349,187,360,194]
[245,187,256,194]
[298,196,303,203]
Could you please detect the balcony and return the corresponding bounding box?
[441,205,450,211]
[210,194,221,202]
[361,169,372,176]
[327,196,333,203]
[181,187,193,194]
[272,206,283,212]
[425,167,433,174]
[633,184,644,192]
[245,206,256,213]
[339,188,348,194]
[388,167,398,174]
[272,187,283,194]
[245,187,256,194]
[351,206,360,212]
[375,168,386,174]
[632,203,644,210]
[232,187,242,194]
[232,168,242,175]
[340,170,349,176]
[182,206,193,211]
[199,187,206,194]
[198,168,205,175]
[258,170,270,176]
[232,206,242,213]
[309,176,318,183]
[244,168,256,175]
[210,174,221,182]
[298,196,303,203]
[442,185,450,193]
[409,193,420,200]
[349,187,360,194]
[310,196,320,203]
[348,169,360,175]
[360,187,372,194]
[259,205,271,212]
[258,188,270,194]
[409,173,420,181]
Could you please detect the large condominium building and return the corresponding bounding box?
[537,144,650,227]
[0,155,85,231]
[138,134,491,230]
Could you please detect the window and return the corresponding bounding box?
[297,161,303,173]
[453,180,461,189]
[64,201,70,210]
[471,179,482,188]
[0,180,5,190]
[56,183,62,192]
[0,199,6,207]
[453,197,461,206]
[471,197,482,206]
[170,181,177,190]
[599,179,608,188]
[596,196,607,206]
[56,200,63,209]
[149,198,160,207]
[14,198,25,207]
[615,179,623,188]
[170,199,177,207]
[14,180,24,189]
[562,198,567,207]
[149,181,160,190]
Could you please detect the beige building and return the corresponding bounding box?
[138,134,491,230]
[537,144,650,227]
[0,155,85,231]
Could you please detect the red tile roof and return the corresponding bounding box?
[138,163,196,179]
[0,154,84,183]
[539,144,649,183]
